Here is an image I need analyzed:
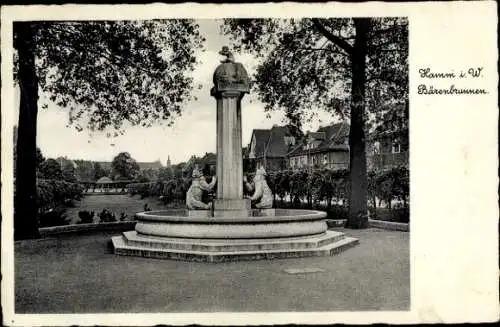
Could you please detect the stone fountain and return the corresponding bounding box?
[111,47,359,262]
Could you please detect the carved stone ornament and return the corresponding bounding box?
[211,46,251,97]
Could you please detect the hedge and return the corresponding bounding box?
[36,179,84,214]
[127,178,191,204]
[127,167,409,213]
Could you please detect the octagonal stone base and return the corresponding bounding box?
[112,230,359,263]
[112,209,359,262]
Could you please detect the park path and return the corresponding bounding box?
[15,228,409,313]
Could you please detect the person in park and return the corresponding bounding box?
[186,166,217,210]
[244,167,273,209]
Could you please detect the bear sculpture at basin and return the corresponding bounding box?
[185,166,216,210]
[244,167,273,209]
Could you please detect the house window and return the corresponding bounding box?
[392,142,401,154]
[323,154,328,165]
[284,136,295,146]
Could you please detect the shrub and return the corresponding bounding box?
[39,207,68,227]
[370,167,409,209]
[127,178,190,204]
[36,179,84,214]
[391,207,409,223]
[126,167,409,221]
[324,204,349,220]
[98,209,116,223]
[78,210,95,224]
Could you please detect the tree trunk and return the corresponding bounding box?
[370,195,377,219]
[14,22,41,240]
[346,18,370,229]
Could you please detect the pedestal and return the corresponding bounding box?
[213,198,251,217]
[214,90,245,201]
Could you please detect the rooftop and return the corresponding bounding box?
[249,125,302,159]
[288,122,350,156]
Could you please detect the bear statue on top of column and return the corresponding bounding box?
[211,46,250,96]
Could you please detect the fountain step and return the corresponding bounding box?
[111,233,359,262]
[121,230,346,252]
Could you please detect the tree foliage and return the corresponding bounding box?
[61,162,77,183]
[73,159,94,182]
[111,152,140,180]
[35,148,45,168]
[38,158,63,180]
[221,17,407,132]
[16,20,205,132]
[158,166,175,181]
[36,179,84,214]
[221,18,408,228]
[92,162,108,181]
[14,20,204,239]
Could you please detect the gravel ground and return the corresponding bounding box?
[14,228,409,313]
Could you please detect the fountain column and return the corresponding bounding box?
[210,47,251,216]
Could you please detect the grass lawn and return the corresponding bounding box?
[64,194,178,224]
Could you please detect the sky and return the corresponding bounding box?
[15,19,335,165]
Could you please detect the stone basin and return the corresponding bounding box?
[113,208,359,262]
[134,209,328,239]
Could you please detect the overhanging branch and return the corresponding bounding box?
[297,47,347,56]
[311,18,353,56]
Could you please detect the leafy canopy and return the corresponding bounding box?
[39,158,63,180]
[62,162,77,183]
[92,162,109,181]
[220,18,408,134]
[16,20,205,133]
[111,152,140,180]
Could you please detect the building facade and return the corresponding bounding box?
[288,122,350,170]
[246,125,301,172]
[367,130,409,171]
